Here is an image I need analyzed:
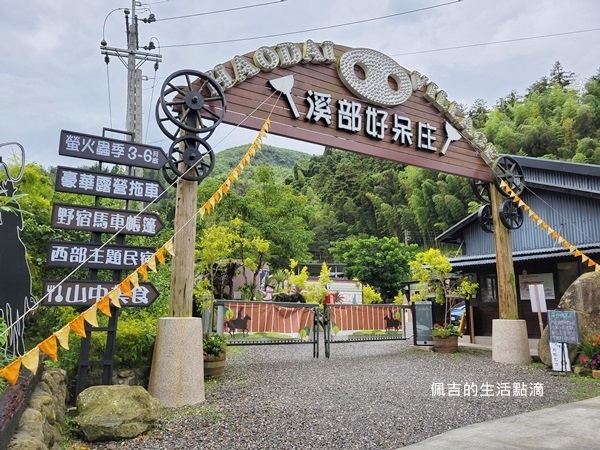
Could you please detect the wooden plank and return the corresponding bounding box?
[203,45,493,181]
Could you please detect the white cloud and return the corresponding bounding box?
[1,0,599,168]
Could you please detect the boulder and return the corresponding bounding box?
[73,385,160,442]
[538,271,600,366]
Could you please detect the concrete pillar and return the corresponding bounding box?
[148,317,204,407]
[492,319,531,364]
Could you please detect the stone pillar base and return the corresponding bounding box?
[492,319,531,364]
[148,317,204,407]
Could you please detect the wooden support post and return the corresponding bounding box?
[490,185,519,319]
[170,178,198,317]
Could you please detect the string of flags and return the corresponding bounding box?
[499,180,600,271]
[0,117,271,386]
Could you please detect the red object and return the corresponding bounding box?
[324,293,333,304]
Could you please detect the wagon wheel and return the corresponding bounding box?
[0,142,25,183]
[499,199,524,230]
[168,134,215,182]
[493,155,525,198]
[470,179,491,203]
[155,87,216,141]
[477,204,494,233]
[161,163,180,186]
[159,69,226,134]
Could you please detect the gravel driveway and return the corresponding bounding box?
[84,339,598,450]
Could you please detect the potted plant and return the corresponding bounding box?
[203,333,227,379]
[431,323,461,352]
[409,249,478,353]
[578,334,600,378]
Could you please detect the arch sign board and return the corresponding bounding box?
[199,40,495,182]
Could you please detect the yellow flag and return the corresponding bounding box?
[558,236,565,244]
[581,254,589,262]
[518,200,525,208]
[109,288,122,308]
[138,263,149,281]
[199,206,206,218]
[0,358,22,386]
[147,255,157,273]
[155,247,166,265]
[70,314,87,338]
[546,227,554,235]
[54,325,70,350]
[595,264,600,272]
[164,238,175,256]
[537,218,543,226]
[22,347,40,374]
[97,296,112,317]
[119,279,133,298]
[39,335,58,361]
[129,271,140,290]
[210,196,217,208]
[84,304,99,327]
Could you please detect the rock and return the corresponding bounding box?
[73,385,160,442]
[538,271,600,366]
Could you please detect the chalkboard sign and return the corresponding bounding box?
[413,301,433,346]
[548,310,579,344]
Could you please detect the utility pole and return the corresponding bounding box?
[100,1,161,176]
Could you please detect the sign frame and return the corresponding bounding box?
[59,129,168,170]
[47,241,155,270]
[55,166,164,202]
[51,203,164,236]
[43,280,159,307]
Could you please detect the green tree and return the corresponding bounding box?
[330,236,418,301]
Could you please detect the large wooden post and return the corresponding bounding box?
[489,186,518,319]
[169,178,198,317]
[489,183,530,364]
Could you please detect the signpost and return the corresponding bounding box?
[59,130,168,170]
[55,166,164,202]
[47,242,154,270]
[43,280,159,307]
[51,203,163,236]
[548,309,579,373]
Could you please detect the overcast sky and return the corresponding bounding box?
[1,0,599,169]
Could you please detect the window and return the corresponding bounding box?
[480,274,498,303]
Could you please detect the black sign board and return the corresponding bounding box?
[47,241,155,270]
[59,130,167,170]
[548,309,580,344]
[43,280,159,307]
[55,166,164,202]
[413,301,434,346]
[51,203,163,236]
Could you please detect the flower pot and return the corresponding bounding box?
[433,336,459,353]
[592,369,600,379]
[204,354,226,379]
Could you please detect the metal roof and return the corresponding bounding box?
[449,244,600,268]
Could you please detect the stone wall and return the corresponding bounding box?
[8,368,67,450]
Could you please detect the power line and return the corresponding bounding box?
[162,0,461,48]
[157,0,286,22]
[390,27,600,56]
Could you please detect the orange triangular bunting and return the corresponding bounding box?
[155,247,165,265]
[541,222,548,230]
[588,259,596,267]
[119,279,133,298]
[21,347,40,374]
[97,296,112,317]
[138,264,149,281]
[39,335,58,361]
[0,358,22,386]
[523,204,531,211]
[69,314,87,338]
[551,231,559,239]
[54,325,70,350]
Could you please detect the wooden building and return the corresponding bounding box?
[436,156,600,338]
